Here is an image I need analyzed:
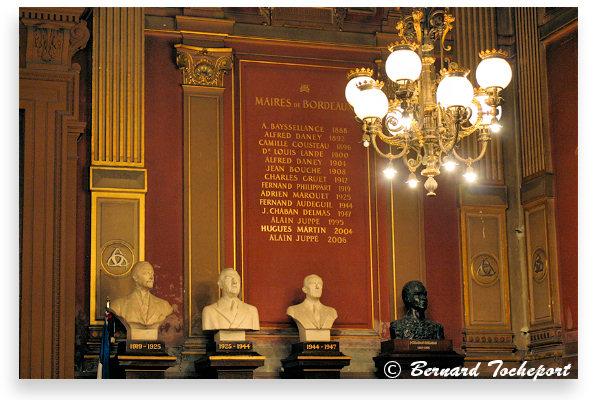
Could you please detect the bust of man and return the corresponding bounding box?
[287,274,338,341]
[110,261,173,341]
[202,268,260,340]
[390,280,444,340]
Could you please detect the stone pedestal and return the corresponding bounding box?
[373,339,465,379]
[195,341,265,379]
[115,341,177,379]
[281,342,351,379]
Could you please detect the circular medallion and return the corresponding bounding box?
[100,240,135,277]
[532,248,548,282]
[471,253,499,286]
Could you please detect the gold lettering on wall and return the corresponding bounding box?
[255,120,356,245]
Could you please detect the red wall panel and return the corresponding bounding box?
[423,174,463,346]
[546,34,578,332]
[144,33,185,345]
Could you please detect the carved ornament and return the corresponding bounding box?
[20,8,90,70]
[175,46,233,88]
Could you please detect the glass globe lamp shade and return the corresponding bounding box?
[353,85,389,120]
[476,57,512,89]
[437,74,474,108]
[385,49,422,82]
[345,76,374,107]
[469,95,503,125]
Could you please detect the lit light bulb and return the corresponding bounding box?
[443,158,458,171]
[463,166,477,183]
[383,165,397,179]
[400,110,412,130]
[362,134,370,147]
[406,171,419,188]
[489,119,502,133]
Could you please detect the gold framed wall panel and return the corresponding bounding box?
[183,85,225,338]
[524,198,560,326]
[461,206,511,329]
[237,58,381,333]
[90,191,145,324]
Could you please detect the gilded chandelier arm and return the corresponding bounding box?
[369,132,411,161]
[402,145,424,171]
[452,139,489,165]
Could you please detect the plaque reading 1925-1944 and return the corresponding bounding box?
[109,261,177,378]
[374,280,464,378]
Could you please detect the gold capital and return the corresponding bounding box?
[175,45,233,88]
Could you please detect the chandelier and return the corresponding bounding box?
[344,8,512,196]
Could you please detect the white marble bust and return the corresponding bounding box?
[202,268,260,341]
[110,261,173,341]
[286,274,338,341]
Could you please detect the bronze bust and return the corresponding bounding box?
[390,280,444,340]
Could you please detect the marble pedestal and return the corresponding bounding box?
[195,341,265,379]
[281,342,351,379]
[115,340,177,379]
[373,339,465,379]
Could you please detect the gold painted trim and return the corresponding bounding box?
[174,43,233,53]
[90,190,145,325]
[390,178,397,321]
[238,58,379,331]
[118,355,177,361]
[146,28,381,52]
[366,146,375,329]
[209,356,266,360]
[89,166,148,193]
[374,153,382,329]
[232,58,237,271]
[183,86,226,337]
[296,356,352,360]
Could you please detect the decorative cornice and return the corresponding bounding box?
[19,7,89,70]
[175,45,233,88]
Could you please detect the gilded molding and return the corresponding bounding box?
[175,46,233,88]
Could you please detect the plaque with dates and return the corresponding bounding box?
[295,341,339,353]
[207,341,254,354]
[282,341,350,378]
[118,340,167,355]
[380,339,453,353]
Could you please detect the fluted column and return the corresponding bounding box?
[89,8,146,329]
